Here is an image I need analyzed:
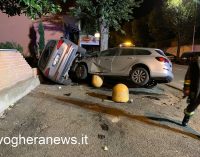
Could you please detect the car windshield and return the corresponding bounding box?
[165,52,173,56]
[38,40,57,70]
[85,51,99,57]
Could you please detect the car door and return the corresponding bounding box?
[97,48,117,74]
[111,48,136,76]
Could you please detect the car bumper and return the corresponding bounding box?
[151,69,174,83]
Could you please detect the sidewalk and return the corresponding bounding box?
[0,77,40,115]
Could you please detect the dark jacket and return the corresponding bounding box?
[184,57,200,102]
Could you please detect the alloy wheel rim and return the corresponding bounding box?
[132,69,146,83]
[77,66,84,78]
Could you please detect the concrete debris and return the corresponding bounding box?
[128,99,133,103]
[98,134,105,139]
[102,145,108,151]
[111,117,120,123]
[0,114,6,119]
[102,99,113,102]
[64,93,71,96]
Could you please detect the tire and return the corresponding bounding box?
[130,67,149,86]
[75,63,88,80]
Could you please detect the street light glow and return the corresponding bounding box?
[168,0,182,7]
[94,32,100,38]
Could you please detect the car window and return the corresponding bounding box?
[120,49,134,55]
[85,51,99,57]
[134,49,151,55]
[155,49,165,56]
[100,48,117,56]
[181,52,192,58]
[39,40,57,70]
[120,48,151,56]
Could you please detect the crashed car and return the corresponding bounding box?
[74,47,174,87]
[38,38,86,84]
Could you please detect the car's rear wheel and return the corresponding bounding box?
[130,67,149,86]
[75,63,88,80]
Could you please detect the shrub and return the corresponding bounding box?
[0,41,23,53]
[38,21,45,53]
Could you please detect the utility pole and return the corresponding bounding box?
[192,0,198,52]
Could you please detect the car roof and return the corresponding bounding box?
[104,47,165,56]
[108,47,163,52]
[118,47,160,50]
[181,52,200,57]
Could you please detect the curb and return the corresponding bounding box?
[0,77,40,115]
[165,83,182,91]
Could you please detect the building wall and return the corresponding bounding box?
[165,45,200,56]
[0,12,33,56]
[0,50,33,91]
[0,12,63,56]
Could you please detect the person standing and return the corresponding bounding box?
[182,53,200,126]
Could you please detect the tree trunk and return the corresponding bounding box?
[177,31,181,58]
[100,18,109,51]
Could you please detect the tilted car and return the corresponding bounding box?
[38,38,86,84]
[74,47,174,87]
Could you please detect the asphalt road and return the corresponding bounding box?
[168,64,188,90]
[0,82,200,157]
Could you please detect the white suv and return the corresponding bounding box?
[75,47,174,87]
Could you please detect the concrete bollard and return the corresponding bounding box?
[91,75,103,88]
[112,84,129,103]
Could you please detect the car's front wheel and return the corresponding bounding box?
[130,67,149,86]
[75,63,88,80]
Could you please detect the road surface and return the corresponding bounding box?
[0,83,200,157]
[168,64,188,90]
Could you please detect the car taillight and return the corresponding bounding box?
[44,68,50,76]
[57,39,64,49]
[156,57,169,63]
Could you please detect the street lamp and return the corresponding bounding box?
[94,32,100,38]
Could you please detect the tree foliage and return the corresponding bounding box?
[131,17,151,47]
[72,0,142,31]
[163,0,197,56]
[0,41,23,53]
[71,0,142,50]
[163,0,196,31]
[0,0,61,18]
[38,21,45,53]
[148,7,174,44]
